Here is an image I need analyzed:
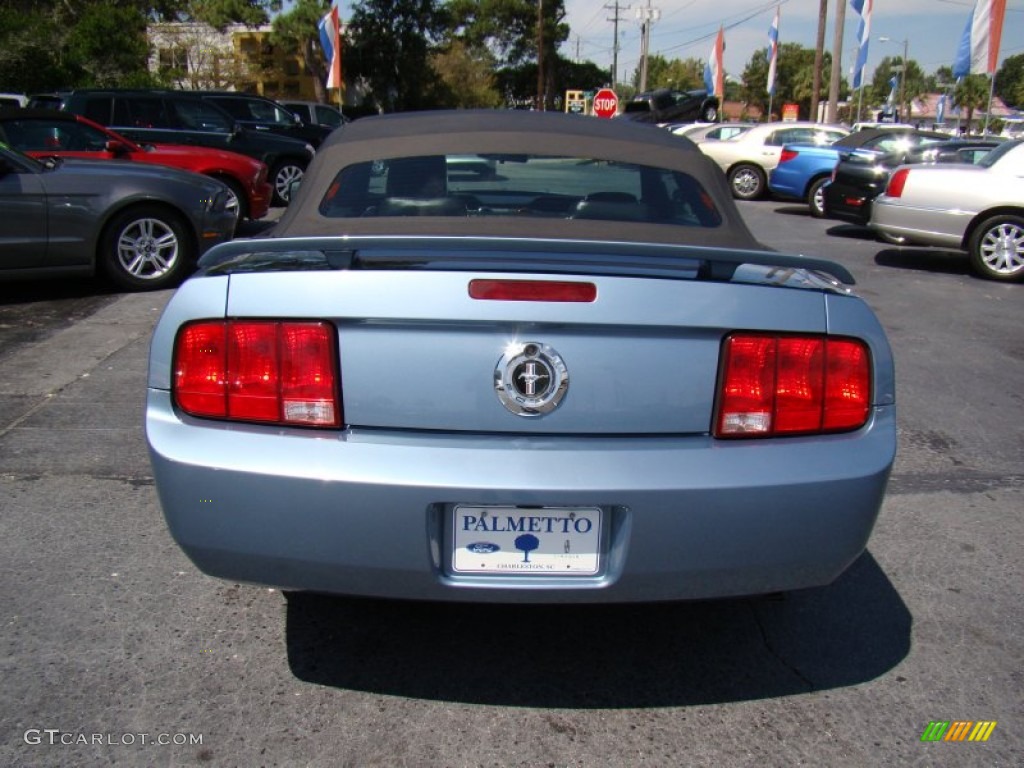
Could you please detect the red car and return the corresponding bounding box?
[0,108,271,221]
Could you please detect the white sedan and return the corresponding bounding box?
[870,139,1024,282]
[697,121,848,200]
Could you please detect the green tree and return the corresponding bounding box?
[447,0,568,109]
[869,55,926,122]
[430,39,502,108]
[634,54,703,92]
[557,58,611,92]
[346,0,449,111]
[995,53,1024,109]
[67,2,153,86]
[0,0,278,91]
[0,5,80,91]
[183,0,277,30]
[739,43,825,120]
[270,0,332,103]
[954,74,991,134]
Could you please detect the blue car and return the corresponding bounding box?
[770,128,950,217]
[147,111,896,603]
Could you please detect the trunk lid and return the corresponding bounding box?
[225,266,829,435]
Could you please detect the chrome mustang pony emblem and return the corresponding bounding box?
[494,342,569,416]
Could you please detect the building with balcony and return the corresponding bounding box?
[147,22,324,102]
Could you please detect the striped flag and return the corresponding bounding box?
[952,0,1006,77]
[886,75,898,107]
[703,26,725,99]
[766,7,779,96]
[850,0,872,89]
[318,5,342,89]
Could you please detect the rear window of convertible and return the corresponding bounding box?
[318,153,723,227]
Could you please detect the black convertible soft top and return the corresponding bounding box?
[272,109,764,251]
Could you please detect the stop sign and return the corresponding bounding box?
[593,88,618,118]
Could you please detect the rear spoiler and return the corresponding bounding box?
[198,235,856,290]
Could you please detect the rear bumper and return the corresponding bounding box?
[869,198,968,248]
[248,181,273,220]
[824,184,871,224]
[198,210,239,254]
[767,169,804,199]
[147,390,896,603]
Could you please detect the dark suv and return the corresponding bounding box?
[61,89,315,205]
[620,88,719,125]
[190,91,333,148]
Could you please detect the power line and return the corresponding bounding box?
[653,0,790,57]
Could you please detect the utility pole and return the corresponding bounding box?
[636,1,660,93]
[536,0,544,110]
[605,1,630,88]
[879,36,910,122]
[826,0,846,123]
[900,37,909,122]
[811,0,827,122]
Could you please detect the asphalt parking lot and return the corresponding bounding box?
[0,202,1020,767]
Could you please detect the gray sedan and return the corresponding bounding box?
[0,143,237,291]
[147,110,895,604]
[870,138,1024,281]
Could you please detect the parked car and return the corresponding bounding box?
[670,122,753,142]
[619,88,719,125]
[849,121,916,132]
[26,92,69,110]
[824,138,1002,224]
[769,129,950,217]
[190,91,333,148]
[279,99,348,129]
[0,108,271,222]
[870,138,1024,281]
[146,110,896,603]
[0,143,236,290]
[61,89,315,205]
[698,121,849,200]
[0,93,28,108]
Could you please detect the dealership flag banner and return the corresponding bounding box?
[766,7,779,96]
[850,0,872,89]
[318,4,342,89]
[952,0,1006,77]
[704,26,725,101]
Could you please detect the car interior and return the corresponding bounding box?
[319,153,722,227]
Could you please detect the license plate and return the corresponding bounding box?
[451,505,602,575]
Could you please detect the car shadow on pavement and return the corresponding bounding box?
[771,204,811,217]
[284,551,910,707]
[826,224,877,240]
[874,248,972,277]
[0,275,118,306]
[236,218,279,238]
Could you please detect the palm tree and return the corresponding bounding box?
[955,74,991,134]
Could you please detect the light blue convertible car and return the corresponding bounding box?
[146,111,896,602]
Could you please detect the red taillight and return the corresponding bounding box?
[886,168,910,198]
[174,323,227,418]
[715,333,870,438]
[173,320,341,427]
[779,148,799,164]
[469,279,597,302]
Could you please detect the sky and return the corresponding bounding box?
[561,0,1024,88]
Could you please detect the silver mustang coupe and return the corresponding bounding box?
[147,111,896,603]
[870,138,1024,282]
